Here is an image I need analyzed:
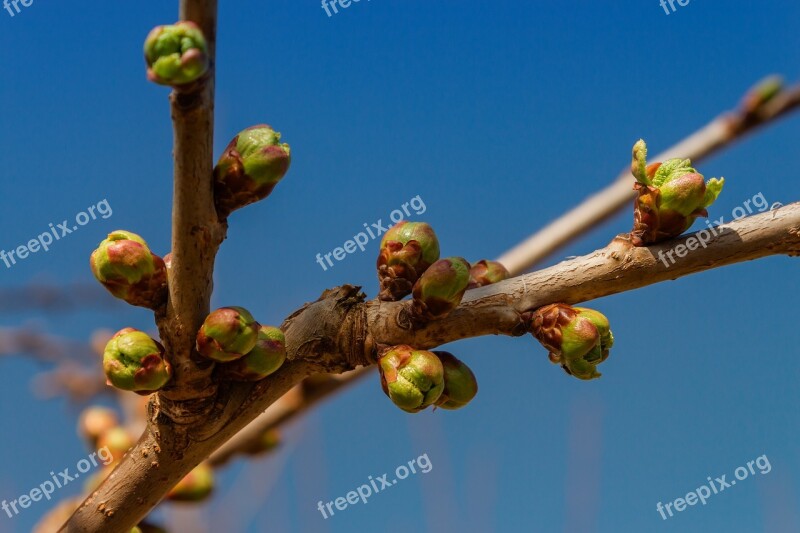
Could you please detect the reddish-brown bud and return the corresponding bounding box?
[467,259,510,289]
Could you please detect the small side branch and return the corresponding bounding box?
[497,81,800,273]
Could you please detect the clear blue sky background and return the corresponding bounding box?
[1,1,799,532]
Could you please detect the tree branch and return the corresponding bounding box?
[496,80,800,273]
[206,79,800,462]
[63,202,800,532]
[155,0,224,417]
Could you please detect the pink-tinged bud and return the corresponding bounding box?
[167,463,214,502]
[90,230,168,309]
[96,427,135,464]
[529,303,614,380]
[213,125,292,217]
[411,257,471,321]
[78,406,119,445]
[378,345,444,413]
[467,259,510,289]
[222,325,286,381]
[433,351,478,410]
[377,221,441,301]
[196,306,260,362]
[103,328,172,392]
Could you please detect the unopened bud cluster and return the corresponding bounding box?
[377,221,441,301]
[214,125,292,217]
[90,231,167,309]
[528,303,614,380]
[372,222,516,412]
[377,345,478,413]
[196,307,287,381]
[630,139,724,246]
[144,21,209,86]
[103,328,172,393]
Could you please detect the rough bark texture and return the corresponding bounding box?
[63,203,800,532]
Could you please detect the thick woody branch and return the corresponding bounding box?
[156,0,225,417]
[63,202,800,532]
[497,80,800,273]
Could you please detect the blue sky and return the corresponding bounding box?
[1,1,799,531]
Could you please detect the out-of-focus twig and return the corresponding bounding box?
[0,282,120,313]
[0,326,96,363]
[33,362,107,401]
[0,326,113,402]
[208,367,371,466]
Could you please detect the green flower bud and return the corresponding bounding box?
[144,22,209,86]
[90,230,168,309]
[242,428,282,456]
[167,463,214,502]
[103,328,172,392]
[377,221,440,301]
[411,257,471,320]
[78,406,119,445]
[223,325,286,381]
[433,351,478,410]
[573,307,614,365]
[529,303,613,380]
[467,259,510,289]
[630,140,724,245]
[196,307,260,362]
[213,125,292,216]
[379,345,444,413]
[740,75,783,115]
[96,427,135,464]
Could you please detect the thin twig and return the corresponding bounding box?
[0,283,117,313]
[208,368,371,466]
[496,80,800,273]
